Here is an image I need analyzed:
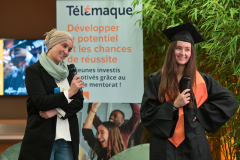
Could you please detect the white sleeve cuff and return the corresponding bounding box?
[64,90,73,104]
[56,108,66,118]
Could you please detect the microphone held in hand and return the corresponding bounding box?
[179,74,191,93]
[68,64,83,93]
[179,74,191,107]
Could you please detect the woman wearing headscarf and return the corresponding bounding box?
[18,29,84,160]
[141,22,237,160]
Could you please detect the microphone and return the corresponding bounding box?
[68,64,83,94]
[179,74,191,93]
[179,74,191,107]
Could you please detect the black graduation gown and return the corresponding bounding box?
[141,70,237,160]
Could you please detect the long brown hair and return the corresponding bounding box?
[90,121,125,160]
[158,41,196,108]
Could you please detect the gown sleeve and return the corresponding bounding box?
[141,71,179,138]
[196,72,238,133]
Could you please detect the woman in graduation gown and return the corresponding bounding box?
[141,22,238,160]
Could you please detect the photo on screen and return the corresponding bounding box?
[1,39,47,95]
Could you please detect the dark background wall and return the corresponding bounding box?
[0,0,56,119]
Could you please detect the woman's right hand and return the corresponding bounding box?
[39,109,58,119]
[173,89,190,108]
[68,75,85,98]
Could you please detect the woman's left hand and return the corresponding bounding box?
[193,116,197,121]
[39,109,58,119]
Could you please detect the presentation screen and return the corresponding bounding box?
[0,39,47,95]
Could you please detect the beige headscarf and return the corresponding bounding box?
[44,28,74,50]
[39,28,74,82]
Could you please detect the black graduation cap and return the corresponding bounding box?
[162,22,205,45]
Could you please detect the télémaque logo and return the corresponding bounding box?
[66,5,133,19]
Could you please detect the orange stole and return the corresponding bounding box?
[166,71,208,147]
